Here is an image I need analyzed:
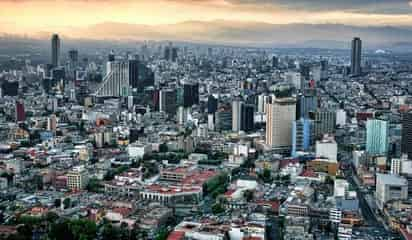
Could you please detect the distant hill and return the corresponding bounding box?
[61,20,412,49]
[2,20,412,49]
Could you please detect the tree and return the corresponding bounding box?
[48,220,74,240]
[54,199,61,208]
[102,224,120,240]
[155,227,169,240]
[259,168,272,183]
[243,190,254,202]
[159,143,168,153]
[211,203,225,214]
[63,198,71,209]
[69,219,97,240]
[86,178,103,193]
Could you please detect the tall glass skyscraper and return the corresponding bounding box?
[292,118,313,157]
[366,119,388,155]
[351,37,362,76]
[401,112,412,159]
[51,34,60,67]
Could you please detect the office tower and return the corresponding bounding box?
[336,109,347,127]
[351,37,362,76]
[376,173,408,210]
[300,64,311,81]
[285,71,302,90]
[128,59,155,92]
[15,100,25,122]
[47,114,57,132]
[266,98,296,152]
[292,118,313,156]
[106,51,115,76]
[215,106,232,132]
[320,60,328,80]
[401,112,412,159]
[96,60,154,97]
[67,166,89,191]
[68,49,78,67]
[171,47,178,62]
[312,65,321,83]
[183,83,199,107]
[366,119,388,156]
[241,104,255,132]
[164,46,171,61]
[232,100,242,132]
[310,111,336,139]
[272,56,279,68]
[391,158,402,175]
[208,47,213,57]
[296,89,318,119]
[1,81,18,96]
[207,95,218,114]
[316,135,338,161]
[159,89,177,116]
[51,34,60,67]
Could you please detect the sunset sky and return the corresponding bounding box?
[1,0,412,35]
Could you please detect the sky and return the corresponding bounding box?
[1,0,412,35]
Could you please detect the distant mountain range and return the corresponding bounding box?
[3,20,412,49]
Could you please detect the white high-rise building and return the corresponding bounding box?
[265,97,296,151]
[336,109,347,127]
[232,100,242,132]
[391,158,402,175]
[376,173,408,210]
[316,135,338,161]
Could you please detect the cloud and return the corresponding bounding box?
[201,0,412,14]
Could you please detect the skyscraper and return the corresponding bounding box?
[366,119,388,156]
[15,100,25,122]
[159,89,177,116]
[51,34,60,67]
[241,104,255,132]
[401,112,412,159]
[351,37,362,76]
[95,59,154,97]
[183,83,199,107]
[207,95,218,114]
[232,100,242,132]
[266,97,296,152]
[292,118,313,156]
[296,89,318,120]
[310,111,336,140]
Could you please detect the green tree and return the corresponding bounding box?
[86,178,103,193]
[243,190,254,202]
[159,143,168,153]
[63,198,71,209]
[69,219,97,240]
[102,223,120,240]
[48,220,74,240]
[211,203,225,214]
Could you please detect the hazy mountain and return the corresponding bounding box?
[2,20,412,49]
[58,20,412,48]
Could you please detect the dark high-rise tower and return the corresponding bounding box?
[183,83,199,108]
[402,112,412,159]
[241,104,255,132]
[351,37,362,76]
[51,34,60,67]
[15,100,25,122]
[69,49,78,64]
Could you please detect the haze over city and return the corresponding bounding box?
[2,0,412,46]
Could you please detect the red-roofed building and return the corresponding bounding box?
[167,231,185,240]
[243,237,263,240]
[400,227,412,240]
